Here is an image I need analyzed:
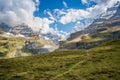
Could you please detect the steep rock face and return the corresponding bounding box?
[0,23,34,37]
[10,24,33,37]
[59,3,120,50]
[0,23,11,32]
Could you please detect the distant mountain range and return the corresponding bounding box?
[0,23,60,46]
[59,3,120,50]
[0,2,120,55]
[0,23,58,58]
[69,3,120,39]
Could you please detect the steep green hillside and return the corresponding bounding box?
[0,36,27,58]
[0,35,56,58]
[0,40,120,80]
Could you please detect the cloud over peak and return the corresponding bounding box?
[0,0,61,36]
[59,0,120,25]
[0,0,35,26]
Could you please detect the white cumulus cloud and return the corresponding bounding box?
[59,9,89,24]
[59,0,120,25]
[0,0,55,35]
[0,0,71,41]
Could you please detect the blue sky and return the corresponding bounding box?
[34,0,96,33]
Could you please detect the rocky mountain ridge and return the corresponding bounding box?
[59,3,120,50]
[0,24,58,58]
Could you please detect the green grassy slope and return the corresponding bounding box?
[0,35,56,58]
[0,37,26,57]
[0,40,120,80]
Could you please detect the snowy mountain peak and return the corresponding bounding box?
[87,3,120,29]
[100,2,120,19]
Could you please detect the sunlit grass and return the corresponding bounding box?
[81,37,105,42]
[0,40,120,80]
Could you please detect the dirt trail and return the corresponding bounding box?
[51,51,90,80]
[51,60,85,80]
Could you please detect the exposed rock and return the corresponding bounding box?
[59,3,120,50]
[10,23,33,37]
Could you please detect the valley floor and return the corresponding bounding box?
[0,40,120,80]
